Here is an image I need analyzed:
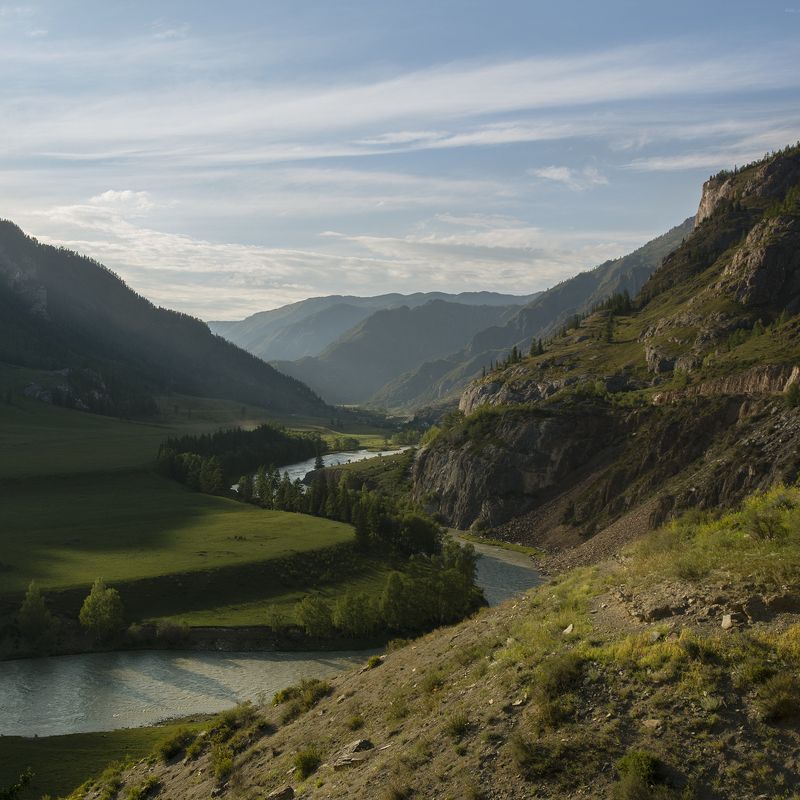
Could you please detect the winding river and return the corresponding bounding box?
[0,453,542,738]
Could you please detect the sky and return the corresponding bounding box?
[1,1,799,320]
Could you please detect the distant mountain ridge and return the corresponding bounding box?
[0,221,330,417]
[272,299,524,405]
[209,290,540,362]
[375,217,695,411]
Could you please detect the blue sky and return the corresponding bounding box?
[1,1,799,318]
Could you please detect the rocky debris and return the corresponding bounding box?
[562,623,574,635]
[266,788,294,800]
[721,614,734,630]
[642,718,663,733]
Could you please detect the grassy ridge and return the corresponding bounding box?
[0,721,205,800]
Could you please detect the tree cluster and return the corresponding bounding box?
[158,424,324,492]
[293,538,482,639]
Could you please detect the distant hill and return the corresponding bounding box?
[272,300,525,405]
[0,221,329,417]
[209,291,539,362]
[375,217,695,411]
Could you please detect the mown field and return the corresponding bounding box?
[0,720,206,800]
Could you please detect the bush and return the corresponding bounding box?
[293,747,321,779]
[273,678,332,715]
[156,726,196,761]
[445,711,469,742]
[367,655,382,669]
[786,381,800,409]
[756,673,800,721]
[347,714,364,731]
[612,751,677,800]
[125,776,160,800]
[211,743,234,781]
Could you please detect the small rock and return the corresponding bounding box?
[335,695,346,704]
[344,739,374,753]
[642,718,662,731]
[721,614,734,629]
[648,630,663,643]
[332,754,368,771]
[563,623,574,635]
[266,788,294,800]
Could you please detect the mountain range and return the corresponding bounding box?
[212,220,693,411]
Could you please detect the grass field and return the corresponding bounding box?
[0,720,206,800]
[0,396,406,628]
[155,557,394,627]
[0,470,353,595]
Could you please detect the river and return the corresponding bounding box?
[0,454,542,738]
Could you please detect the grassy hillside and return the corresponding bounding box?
[63,484,800,800]
[0,721,207,800]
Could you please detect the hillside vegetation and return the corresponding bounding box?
[59,484,800,799]
[0,221,328,417]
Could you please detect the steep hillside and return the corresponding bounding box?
[0,221,328,416]
[413,144,800,564]
[377,218,694,411]
[69,485,800,799]
[273,300,524,405]
[210,291,538,362]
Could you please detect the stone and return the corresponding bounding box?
[721,614,734,629]
[332,754,368,771]
[642,718,662,732]
[344,739,374,753]
[648,630,663,643]
[266,788,294,800]
[562,623,574,635]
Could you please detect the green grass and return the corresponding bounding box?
[455,531,542,557]
[0,721,205,800]
[337,450,415,496]
[0,471,353,597]
[155,557,393,626]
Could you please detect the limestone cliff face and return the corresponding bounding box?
[717,216,800,310]
[695,175,736,226]
[696,152,800,226]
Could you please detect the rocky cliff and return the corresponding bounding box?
[414,144,800,555]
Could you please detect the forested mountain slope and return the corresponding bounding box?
[376,218,694,412]
[0,221,328,416]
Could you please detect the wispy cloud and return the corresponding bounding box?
[529,165,608,190]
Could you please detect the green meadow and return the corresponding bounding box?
[0,721,206,800]
[0,396,384,626]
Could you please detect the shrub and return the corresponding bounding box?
[535,650,584,699]
[347,715,364,731]
[293,747,321,779]
[756,673,800,721]
[367,655,382,669]
[612,751,678,800]
[445,711,469,742]
[616,751,661,785]
[211,743,234,781]
[125,776,160,800]
[156,726,196,761]
[273,678,332,713]
[785,382,800,409]
[421,670,445,694]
